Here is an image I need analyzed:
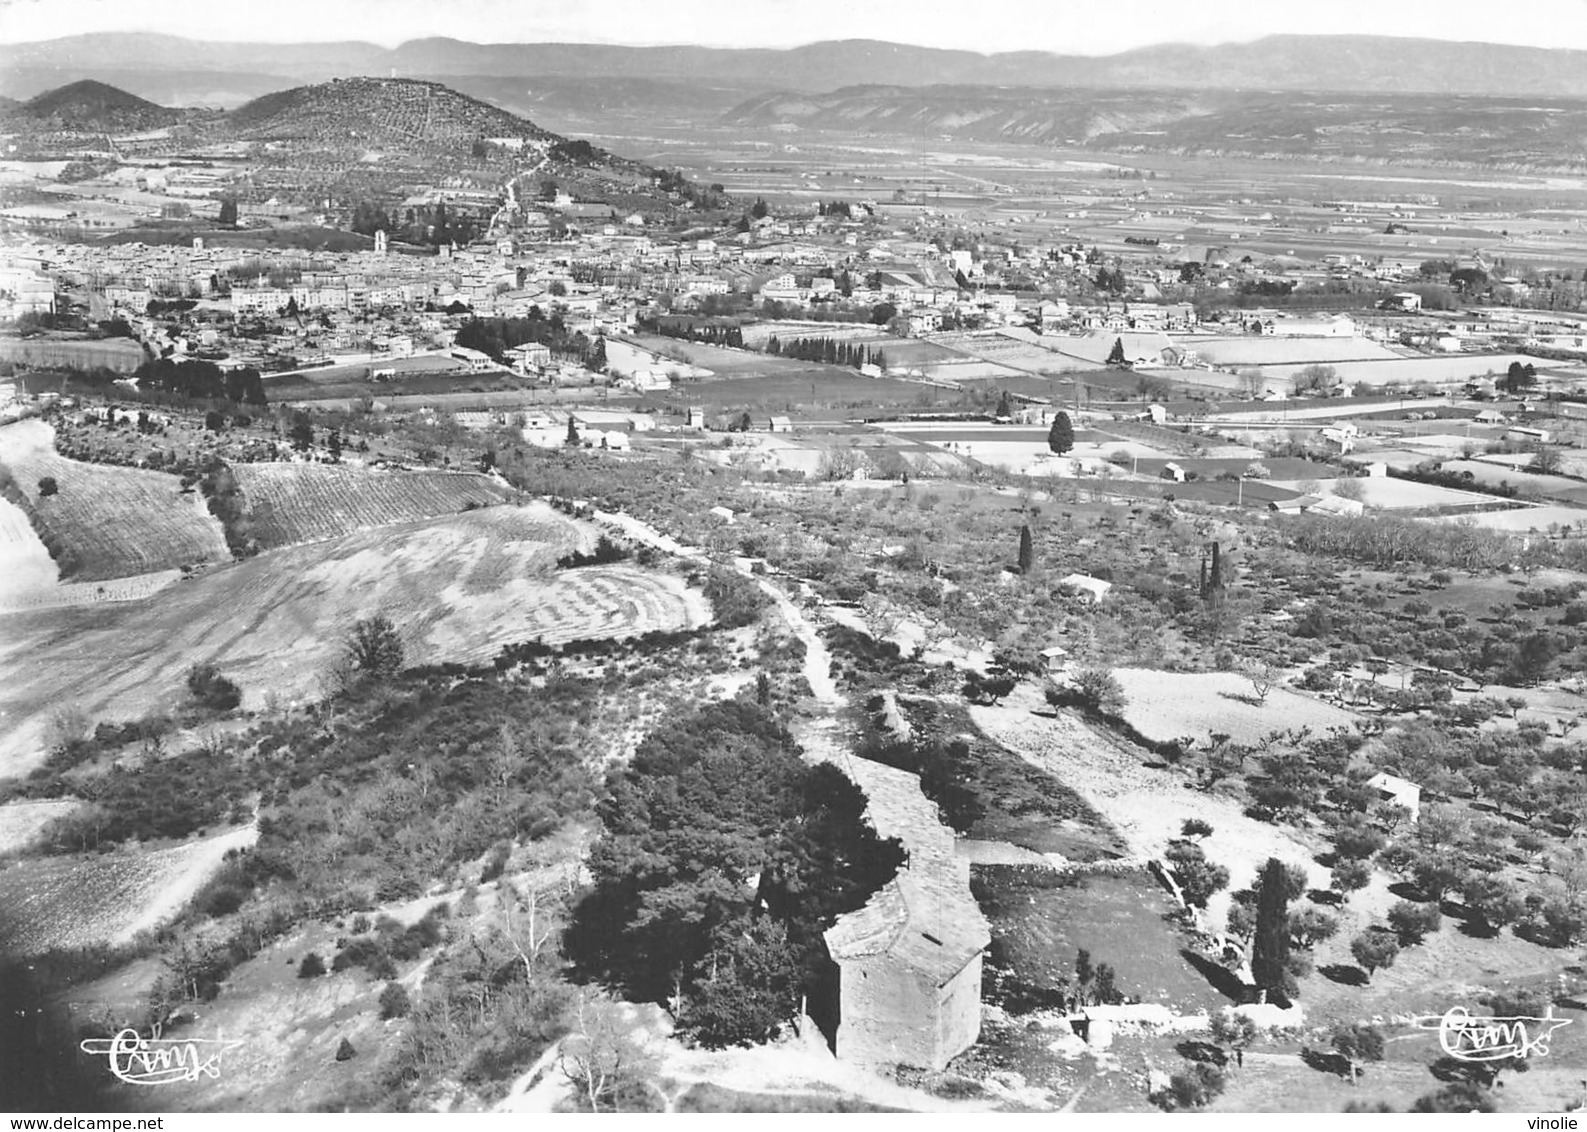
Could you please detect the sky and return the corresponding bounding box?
[2,0,1587,53]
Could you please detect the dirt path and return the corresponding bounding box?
[755,577,843,706]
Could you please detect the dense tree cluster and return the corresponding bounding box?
[454,313,603,368]
[131,357,267,406]
[566,701,904,1047]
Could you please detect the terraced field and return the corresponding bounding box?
[0,504,714,778]
[0,419,229,580]
[231,462,516,548]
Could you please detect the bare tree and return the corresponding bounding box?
[1246,661,1279,706]
[559,992,658,1113]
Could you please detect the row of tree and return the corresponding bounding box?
[764,336,887,371]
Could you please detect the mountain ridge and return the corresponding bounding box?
[6,33,1587,99]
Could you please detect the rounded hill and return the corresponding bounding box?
[225,76,555,151]
[13,79,180,131]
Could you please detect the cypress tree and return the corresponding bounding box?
[1251,857,1292,1004]
[1048,411,1074,455]
[1018,524,1035,574]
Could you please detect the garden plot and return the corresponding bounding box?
[1431,502,1587,532]
[1110,668,1356,747]
[1439,459,1587,502]
[1267,476,1495,511]
[0,419,230,580]
[1177,336,1403,368]
[231,462,516,549]
[1252,354,1543,389]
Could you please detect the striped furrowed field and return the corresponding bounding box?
[0,419,229,580]
[0,504,710,778]
[230,462,517,548]
[425,563,713,664]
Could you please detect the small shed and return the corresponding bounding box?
[766,415,793,433]
[708,505,736,524]
[1308,494,1365,518]
[1161,462,1186,483]
[685,406,706,428]
[1145,403,1167,425]
[1474,408,1508,425]
[1059,574,1112,603]
[1367,772,1421,823]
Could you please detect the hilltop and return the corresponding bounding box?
[225,76,554,151]
[6,79,182,131]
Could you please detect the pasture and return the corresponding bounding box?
[231,462,517,548]
[1110,668,1356,747]
[0,419,230,580]
[665,371,943,410]
[1431,502,1587,532]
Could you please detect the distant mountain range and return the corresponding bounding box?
[5,32,1587,103]
[721,86,1587,171]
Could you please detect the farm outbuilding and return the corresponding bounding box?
[823,757,989,1071]
[1059,574,1113,603]
[1368,772,1421,823]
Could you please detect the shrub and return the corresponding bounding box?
[37,476,58,497]
[379,982,412,1020]
[1386,899,1442,945]
[186,663,242,712]
[1156,1063,1226,1111]
[299,952,326,978]
[335,1037,356,1062]
[1051,667,1126,717]
[1350,929,1400,977]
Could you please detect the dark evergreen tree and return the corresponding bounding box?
[1048,411,1074,455]
[1018,524,1035,575]
[1107,337,1128,366]
[1251,857,1293,1004]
